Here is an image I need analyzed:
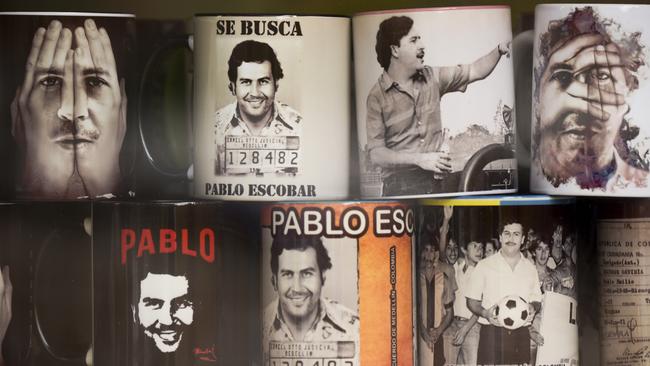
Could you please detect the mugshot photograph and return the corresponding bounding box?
[0,14,136,200]
[532,5,650,196]
[353,7,516,198]
[260,233,360,366]
[1,203,92,366]
[92,202,259,366]
[261,202,416,365]
[213,38,303,178]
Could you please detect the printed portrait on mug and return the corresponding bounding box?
[0,14,134,200]
[213,37,303,178]
[532,5,650,195]
[353,7,516,199]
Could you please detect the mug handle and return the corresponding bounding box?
[512,29,534,192]
[138,35,193,179]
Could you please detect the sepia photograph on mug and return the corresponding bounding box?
[261,229,360,366]
[212,33,303,178]
[353,7,516,199]
[417,203,578,366]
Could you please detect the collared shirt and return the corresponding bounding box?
[214,101,302,175]
[420,262,457,329]
[453,259,476,319]
[262,297,359,343]
[465,250,542,325]
[366,65,471,178]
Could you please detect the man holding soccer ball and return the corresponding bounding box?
[466,218,542,364]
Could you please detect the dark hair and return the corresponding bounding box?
[132,256,193,305]
[462,239,484,251]
[270,234,332,280]
[487,238,500,251]
[499,218,523,236]
[375,16,414,71]
[529,238,550,254]
[227,40,284,83]
[418,229,440,254]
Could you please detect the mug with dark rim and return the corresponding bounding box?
[92,200,259,365]
[352,6,517,199]
[139,14,352,201]
[0,12,136,201]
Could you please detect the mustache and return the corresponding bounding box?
[145,322,182,334]
[286,290,312,298]
[244,95,267,102]
[548,111,602,137]
[54,120,100,141]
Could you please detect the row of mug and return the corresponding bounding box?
[0,4,648,201]
[0,196,632,365]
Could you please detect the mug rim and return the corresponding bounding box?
[93,200,224,207]
[354,5,510,17]
[0,11,135,17]
[420,194,575,207]
[194,13,349,19]
[536,3,650,8]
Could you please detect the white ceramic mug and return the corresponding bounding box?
[141,15,352,201]
[353,6,517,199]
[531,4,650,196]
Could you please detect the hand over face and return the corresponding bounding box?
[12,19,125,199]
[72,19,126,197]
[11,20,78,197]
[538,34,630,182]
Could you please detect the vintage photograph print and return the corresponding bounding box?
[417,199,577,366]
[193,16,351,201]
[261,202,415,366]
[353,7,516,198]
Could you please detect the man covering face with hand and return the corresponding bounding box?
[534,6,648,190]
[11,18,126,199]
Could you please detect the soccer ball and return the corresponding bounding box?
[494,295,529,330]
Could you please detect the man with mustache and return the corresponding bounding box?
[262,234,359,365]
[466,219,542,365]
[132,270,195,357]
[534,6,648,190]
[215,40,302,176]
[367,16,510,196]
[11,19,126,199]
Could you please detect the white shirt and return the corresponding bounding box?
[465,250,542,325]
[452,259,475,320]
